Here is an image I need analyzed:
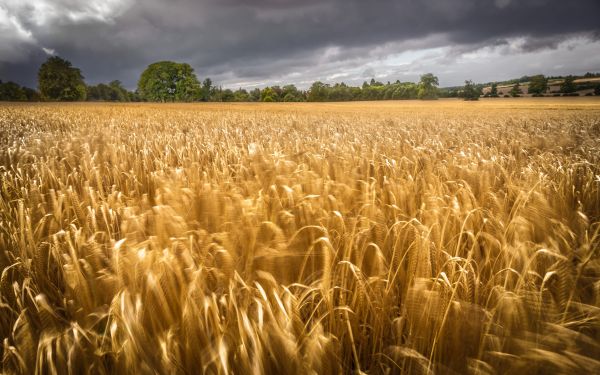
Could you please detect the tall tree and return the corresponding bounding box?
[0,81,26,101]
[560,76,576,94]
[510,82,522,97]
[462,80,480,101]
[249,88,261,102]
[87,80,131,102]
[38,56,86,101]
[109,80,130,101]
[137,61,200,102]
[308,81,329,102]
[417,73,439,99]
[282,84,302,102]
[232,88,250,102]
[221,89,234,102]
[260,87,275,102]
[528,74,547,95]
[490,83,498,97]
[201,78,213,101]
[22,87,41,101]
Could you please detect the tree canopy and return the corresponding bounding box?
[5,60,599,103]
[0,81,25,101]
[137,61,201,102]
[38,56,86,101]
[510,82,522,97]
[462,80,480,101]
[490,83,498,97]
[417,73,439,99]
[308,82,328,102]
[560,76,576,94]
[87,80,132,101]
[528,75,547,95]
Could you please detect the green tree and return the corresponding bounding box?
[249,88,261,102]
[282,84,302,102]
[560,76,576,94]
[270,86,283,101]
[417,73,439,99]
[329,83,352,101]
[109,80,130,101]
[87,81,131,102]
[308,81,329,102]
[38,56,86,101]
[528,74,547,95]
[261,87,275,102]
[490,82,498,97]
[595,85,600,96]
[137,61,200,102]
[510,82,522,97]
[87,83,110,101]
[369,78,383,87]
[221,89,234,102]
[233,88,249,102]
[0,81,26,101]
[462,80,480,101]
[210,86,224,102]
[22,87,41,101]
[201,78,213,101]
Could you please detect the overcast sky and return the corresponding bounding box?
[1,0,600,90]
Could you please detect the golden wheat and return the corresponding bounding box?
[1,99,599,374]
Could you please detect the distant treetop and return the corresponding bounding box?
[137,61,201,102]
[38,56,86,101]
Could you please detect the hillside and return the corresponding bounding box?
[480,74,600,97]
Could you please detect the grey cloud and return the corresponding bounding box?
[1,0,599,89]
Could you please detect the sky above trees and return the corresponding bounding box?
[1,0,599,89]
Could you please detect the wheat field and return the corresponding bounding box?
[1,99,599,374]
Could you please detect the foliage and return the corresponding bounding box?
[20,61,600,105]
[308,81,329,102]
[462,80,480,100]
[232,88,250,102]
[0,81,26,101]
[560,76,577,94]
[38,56,86,101]
[417,73,439,99]
[490,82,498,97]
[528,74,548,95]
[220,88,235,102]
[282,84,303,102]
[87,80,133,101]
[249,88,261,102]
[137,61,201,102]
[260,87,276,102]
[22,87,41,101]
[200,78,213,101]
[304,80,423,102]
[510,82,522,97]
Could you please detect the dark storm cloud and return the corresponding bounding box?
[1,0,599,88]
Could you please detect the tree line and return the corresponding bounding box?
[0,57,443,102]
[1,56,599,102]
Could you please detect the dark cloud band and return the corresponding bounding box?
[1,0,599,88]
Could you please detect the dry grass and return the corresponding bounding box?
[1,98,600,374]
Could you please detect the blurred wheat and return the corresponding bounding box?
[1,100,599,374]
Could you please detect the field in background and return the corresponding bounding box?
[1,99,600,374]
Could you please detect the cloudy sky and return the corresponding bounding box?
[1,0,600,89]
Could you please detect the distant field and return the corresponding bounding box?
[1,98,600,374]
[485,78,600,97]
